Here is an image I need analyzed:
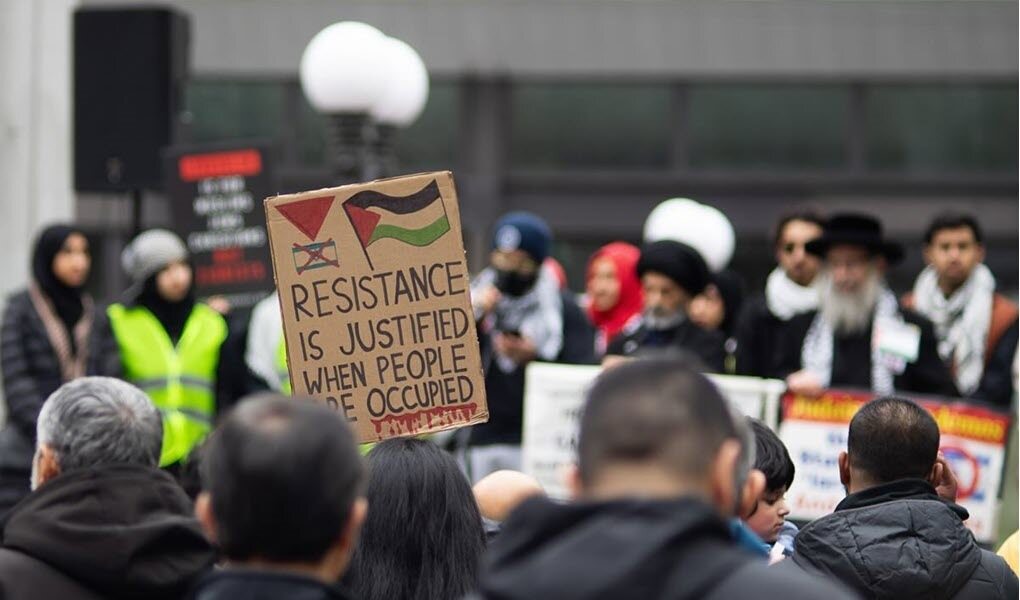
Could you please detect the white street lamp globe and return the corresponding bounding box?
[300,21,389,113]
[643,198,735,272]
[371,37,429,127]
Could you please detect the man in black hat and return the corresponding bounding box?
[776,214,956,397]
[604,240,725,372]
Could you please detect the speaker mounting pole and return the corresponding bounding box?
[129,189,143,237]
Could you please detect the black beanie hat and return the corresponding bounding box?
[636,240,711,296]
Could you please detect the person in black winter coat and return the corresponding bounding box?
[0,377,214,600]
[776,397,1018,599]
[472,358,858,600]
[734,211,825,378]
[0,224,102,517]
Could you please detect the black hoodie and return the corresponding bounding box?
[475,495,858,600]
[0,464,214,600]
[783,479,1018,600]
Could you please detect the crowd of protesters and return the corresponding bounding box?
[0,201,1015,599]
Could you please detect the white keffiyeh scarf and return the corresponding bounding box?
[471,267,563,373]
[912,264,994,395]
[765,267,821,321]
[802,287,902,395]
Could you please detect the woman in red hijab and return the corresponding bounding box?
[586,242,644,357]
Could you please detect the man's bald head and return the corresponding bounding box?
[473,470,545,522]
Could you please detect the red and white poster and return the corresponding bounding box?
[780,389,1011,543]
[165,143,276,308]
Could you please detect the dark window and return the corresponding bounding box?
[510,83,672,168]
[865,84,1017,172]
[186,78,459,172]
[688,84,849,169]
[185,80,285,143]
[393,82,459,171]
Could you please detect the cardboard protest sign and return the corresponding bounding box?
[165,143,275,308]
[520,363,785,497]
[780,389,1011,543]
[264,172,487,443]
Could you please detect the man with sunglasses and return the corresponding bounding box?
[735,211,826,378]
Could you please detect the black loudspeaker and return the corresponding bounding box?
[74,7,190,192]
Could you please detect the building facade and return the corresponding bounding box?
[66,0,1020,298]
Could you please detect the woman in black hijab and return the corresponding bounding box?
[0,224,96,515]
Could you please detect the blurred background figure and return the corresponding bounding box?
[546,257,597,366]
[345,438,485,600]
[605,240,724,371]
[467,212,562,481]
[243,290,289,394]
[905,213,1018,406]
[91,229,229,475]
[735,211,825,378]
[689,270,746,373]
[585,242,643,358]
[643,198,743,371]
[0,224,98,516]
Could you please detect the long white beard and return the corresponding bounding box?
[643,306,685,331]
[819,270,881,336]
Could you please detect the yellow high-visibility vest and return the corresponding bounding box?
[108,303,227,466]
[276,335,291,395]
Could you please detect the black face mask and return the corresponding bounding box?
[494,269,537,297]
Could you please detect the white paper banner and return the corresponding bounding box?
[521,363,787,498]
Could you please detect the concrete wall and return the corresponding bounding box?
[82,0,1019,78]
[0,0,78,302]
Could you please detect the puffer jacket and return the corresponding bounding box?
[780,479,1017,600]
[0,291,107,516]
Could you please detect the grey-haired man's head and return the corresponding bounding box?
[32,377,163,490]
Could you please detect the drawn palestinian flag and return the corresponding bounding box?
[342,179,449,268]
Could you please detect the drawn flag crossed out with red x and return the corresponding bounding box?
[292,239,339,274]
[276,195,341,275]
